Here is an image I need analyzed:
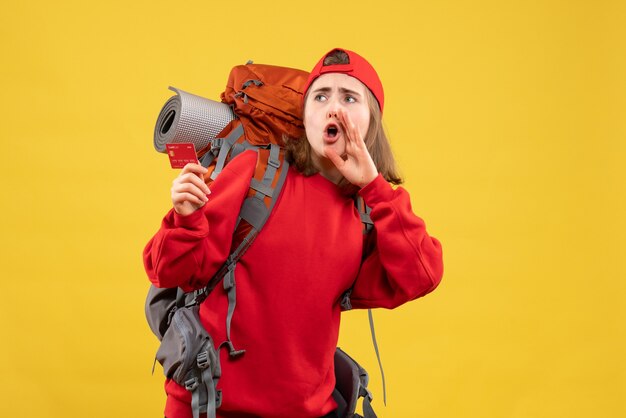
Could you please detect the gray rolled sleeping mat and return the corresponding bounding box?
[153,87,236,153]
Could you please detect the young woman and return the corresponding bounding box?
[144,48,443,418]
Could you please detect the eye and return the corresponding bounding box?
[314,94,327,102]
[345,95,356,103]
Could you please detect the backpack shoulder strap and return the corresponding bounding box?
[341,198,387,408]
[355,195,374,234]
[196,144,289,358]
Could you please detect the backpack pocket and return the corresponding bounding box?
[156,305,221,386]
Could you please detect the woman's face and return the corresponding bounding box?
[304,73,371,169]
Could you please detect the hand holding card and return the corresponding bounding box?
[168,143,211,216]
[166,143,199,169]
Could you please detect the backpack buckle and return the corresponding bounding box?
[234,91,249,104]
[184,377,199,391]
[211,138,223,151]
[241,79,263,89]
[197,351,210,369]
[268,144,281,169]
[340,290,353,311]
[359,385,374,402]
[268,157,280,169]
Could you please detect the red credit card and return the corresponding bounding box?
[165,143,199,168]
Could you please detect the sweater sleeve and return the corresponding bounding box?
[349,174,444,309]
[143,150,258,291]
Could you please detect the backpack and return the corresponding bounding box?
[147,62,379,418]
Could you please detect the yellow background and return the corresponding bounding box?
[1,0,624,416]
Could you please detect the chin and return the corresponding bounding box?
[326,142,346,157]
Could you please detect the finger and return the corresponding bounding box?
[339,109,361,147]
[339,109,354,139]
[179,163,209,190]
[188,173,211,194]
[324,146,346,169]
[350,109,365,148]
[178,172,211,195]
[173,192,207,207]
[336,109,351,143]
[172,179,209,200]
[173,183,209,202]
[181,162,208,177]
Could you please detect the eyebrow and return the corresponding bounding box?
[311,86,362,97]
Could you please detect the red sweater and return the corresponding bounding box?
[143,150,443,418]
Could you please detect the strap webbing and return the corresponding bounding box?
[210,124,244,180]
[249,178,274,198]
[221,266,245,358]
[356,195,374,234]
[200,149,217,168]
[368,309,386,406]
[186,344,222,418]
[190,385,201,418]
[239,197,268,230]
[362,394,378,418]
[255,144,281,200]
[201,366,217,418]
[239,144,283,228]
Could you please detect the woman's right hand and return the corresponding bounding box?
[171,163,211,216]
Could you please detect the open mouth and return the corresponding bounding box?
[325,123,340,139]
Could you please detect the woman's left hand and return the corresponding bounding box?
[324,109,379,188]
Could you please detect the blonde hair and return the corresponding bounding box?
[285,51,403,191]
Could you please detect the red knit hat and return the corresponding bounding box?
[303,48,385,114]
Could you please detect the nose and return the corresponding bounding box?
[326,97,341,120]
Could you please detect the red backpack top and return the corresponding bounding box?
[196,63,309,256]
[218,62,307,146]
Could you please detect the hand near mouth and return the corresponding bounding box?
[324,109,379,188]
